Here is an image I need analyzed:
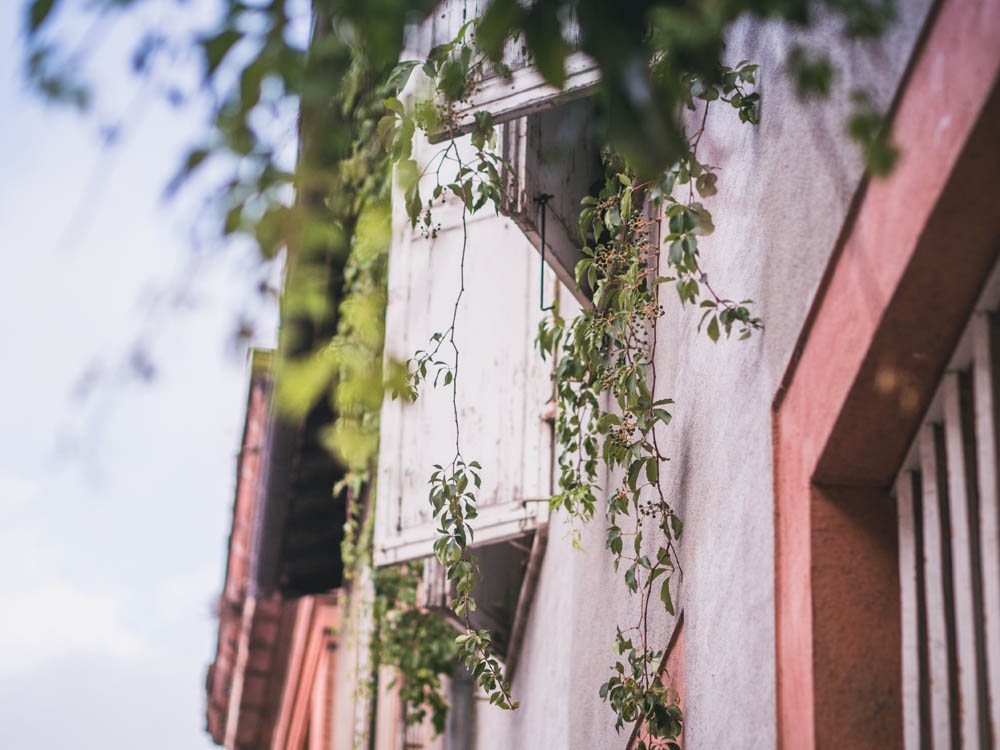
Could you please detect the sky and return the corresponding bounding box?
[0,3,283,747]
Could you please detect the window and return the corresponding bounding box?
[412,0,599,144]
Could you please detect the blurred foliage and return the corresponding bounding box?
[22,0,900,423]
[475,0,897,174]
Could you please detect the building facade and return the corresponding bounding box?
[206,0,1000,747]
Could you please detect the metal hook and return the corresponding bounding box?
[534,193,555,311]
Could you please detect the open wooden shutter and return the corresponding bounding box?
[373,127,556,567]
[497,99,603,306]
[410,0,599,140]
[405,1,604,306]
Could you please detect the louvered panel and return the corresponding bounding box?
[896,267,1000,749]
[897,470,925,750]
[497,100,602,308]
[918,424,959,750]
[972,312,1000,745]
[943,371,991,747]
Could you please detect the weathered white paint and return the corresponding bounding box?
[497,102,602,308]
[374,124,555,566]
[972,313,1000,745]
[943,372,985,747]
[428,51,600,143]
[897,470,922,750]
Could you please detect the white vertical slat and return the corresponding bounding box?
[943,372,984,747]
[972,312,1000,745]
[919,424,955,750]
[898,470,922,750]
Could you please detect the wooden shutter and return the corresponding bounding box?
[409,0,599,141]
[373,128,556,567]
[404,1,604,307]
[497,100,603,307]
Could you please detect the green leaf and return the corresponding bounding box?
[470,110,494,151]
[239,61,263,111]
[627,460,643,491]
[522,3,568,88]
[691,206,715,236]
[682,235,697,258]
[670,514,683,540]
[624,565,637,591]
[605,206,621,231]
[437,58,468,101]
[224,203,242,235]
[376,114,396,145]
[596,413,620,434]
[668,239,683,266]
[786,45,834,100]
[577,207,595,242]
[620,190,632,222]
[695,172,718,197]
[660,577,675,615]
[27,0,57,33]
[386,60,419,94]
[645,457,658,484]
[201,29,243,79]
[477,0,525,60]
[707,315,720,342]
[384,97,405,116]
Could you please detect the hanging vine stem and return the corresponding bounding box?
[392,99,517,706]
[427,140,517,711]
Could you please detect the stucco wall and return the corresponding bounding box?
[456,4,935,749]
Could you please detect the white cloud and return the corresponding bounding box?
[0,472,39,509]
[0,584,149,676]
[0,470,150,676]
[158,568,220,623]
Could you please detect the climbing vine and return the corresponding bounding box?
[384,22,519,711]
[298,35,464,741]
[540,64,763,745]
